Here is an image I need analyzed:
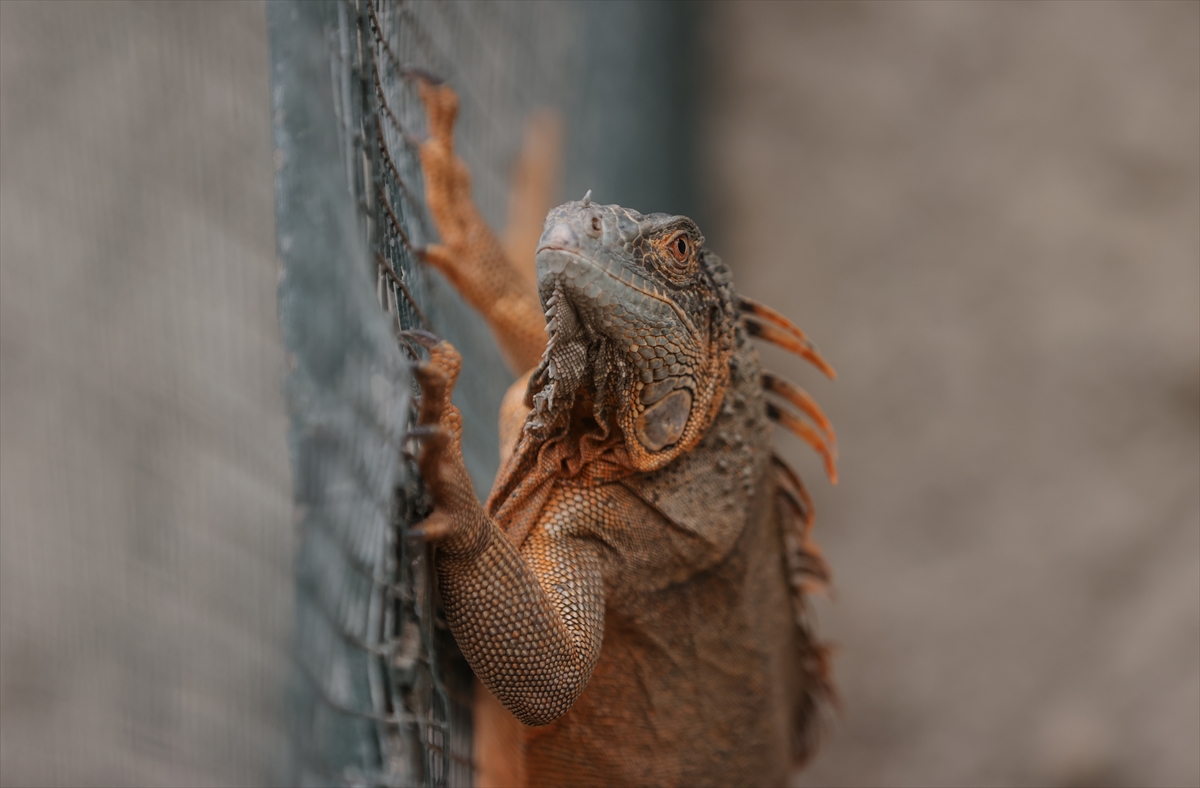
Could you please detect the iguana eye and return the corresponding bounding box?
[669,234,690,263]
[652,229,697,282]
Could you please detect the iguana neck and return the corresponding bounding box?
[621,332,772,549]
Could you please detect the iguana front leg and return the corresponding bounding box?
[405,331,605,726]
[416,81,547,375]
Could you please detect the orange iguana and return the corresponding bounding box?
[407,80,837,787]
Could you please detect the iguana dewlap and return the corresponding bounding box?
[408,81,835,787]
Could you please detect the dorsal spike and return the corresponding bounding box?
[771,454,831,591]
[738,295,836,379]
[743,315,837,380]
[766,402,838,485]
[581,189,593,206]
[772,454,814,531]
[737,294,810,341]
[762,371,836,447]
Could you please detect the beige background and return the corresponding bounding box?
[705,3,1199,786]
[1,2,1196,787]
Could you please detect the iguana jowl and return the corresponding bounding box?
[408,81,836,787]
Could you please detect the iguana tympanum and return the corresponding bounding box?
[407,80,837,787]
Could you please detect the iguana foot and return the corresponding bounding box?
[403,331,480,544]
[414,78,476,277]
[411,76,548,374]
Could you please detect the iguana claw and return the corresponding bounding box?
[406,423,447,443]
[408,510,455,542]
[399,328,441,345]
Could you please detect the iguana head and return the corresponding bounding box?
[530,195,738,471]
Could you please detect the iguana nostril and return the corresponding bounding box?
[538,222,579,252]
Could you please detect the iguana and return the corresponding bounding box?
[406,80,837,787]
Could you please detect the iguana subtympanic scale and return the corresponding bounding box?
[408,81,836,787]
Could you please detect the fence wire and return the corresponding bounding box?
[271,1,697,784]
[271,1,581,785]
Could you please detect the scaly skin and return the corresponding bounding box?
[410,81,834,787]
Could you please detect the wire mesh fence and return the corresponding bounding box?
[271,1,581,785]
[270,1,697,784]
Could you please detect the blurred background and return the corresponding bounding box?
[704,5,1199,786]
[1,2,1196,786]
